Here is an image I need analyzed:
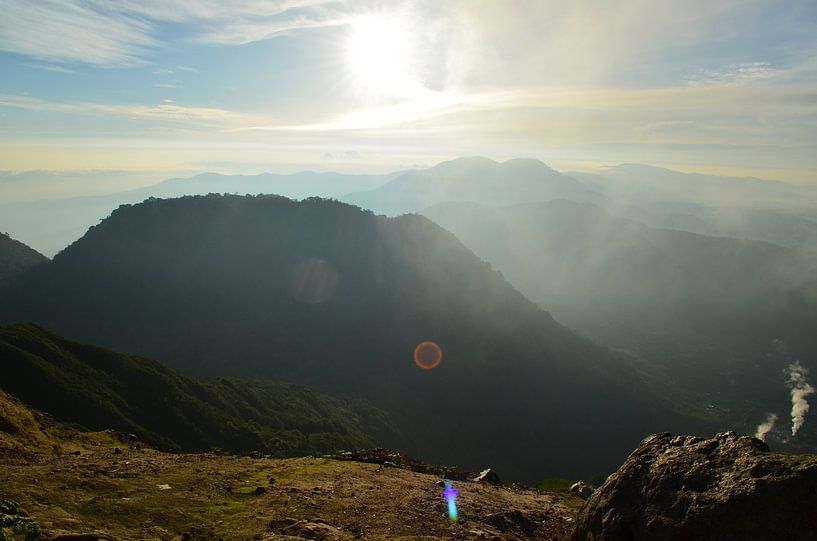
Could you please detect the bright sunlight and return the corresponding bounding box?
[346,14,414,97]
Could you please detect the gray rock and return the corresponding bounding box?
[569,481,593,500]
[572,431,817,541]
[472,468,502,485]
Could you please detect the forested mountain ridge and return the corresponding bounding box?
[0,323,396,455]
[0,194,699,481]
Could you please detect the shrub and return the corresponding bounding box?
[0,499,40,541]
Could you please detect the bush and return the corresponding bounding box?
[0,499,40,541]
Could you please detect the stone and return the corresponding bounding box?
[472,468,502,485]
[572,431,817,541]
[569,481,593,500]
[268,518,344,540]
[485,510,537,536]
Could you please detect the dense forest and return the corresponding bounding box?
[0,323,397,456]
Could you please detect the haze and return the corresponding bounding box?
[1,0,816,199]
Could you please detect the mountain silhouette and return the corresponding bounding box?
[0,170,398,257]
[0,194,697,481]
[0,232,47,288]
[342,157,600,215]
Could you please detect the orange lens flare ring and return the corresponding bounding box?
[413,341,442,370]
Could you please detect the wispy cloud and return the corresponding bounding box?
[243,89,525,132]
[0,0,343,66]
[0,0,157,66]
[685,62,777,86]
[0,94,255,126]
[24,63,78,74]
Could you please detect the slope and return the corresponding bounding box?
[423,200,817,445]
[0,233,47,288]
[0,323,396,456]
[0,389,581,540]
[0,194,695,481]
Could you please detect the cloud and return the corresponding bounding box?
[685,62,777,86]
[243,89,527,132]
[0,0,343,66]
[24,63,78,74]
[0,0,157,66]
[0,94,255,127]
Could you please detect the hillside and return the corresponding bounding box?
[0,233,47,288]
[342,157,600,215]
[0,194,698,482]
[423,200,817,444]
[0,323,396,456]
[0,388,581,540]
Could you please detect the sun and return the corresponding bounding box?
[346,15,414,97]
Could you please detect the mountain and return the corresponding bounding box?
[570,165,817,253]
[0,232,48,288]
[0,194,697,481]
[423,200,817,445]
[0,170,399,257]
[0,323,395,456]
[341,157,600,215]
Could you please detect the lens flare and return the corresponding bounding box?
[443,481,458,522]
[413,341,442,370]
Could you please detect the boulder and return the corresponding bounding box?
[472,468,502,485]
[569,481,593,500]
[572,431,817,541]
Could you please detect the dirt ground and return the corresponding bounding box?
[0,391,581,540]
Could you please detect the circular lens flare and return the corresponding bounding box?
[414,341,442,370]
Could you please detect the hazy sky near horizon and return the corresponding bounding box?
[1,0,816,194]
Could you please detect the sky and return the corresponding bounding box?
[1,0,817,199]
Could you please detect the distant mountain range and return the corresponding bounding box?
[570,165,817,253]
[0,323,395,455]
[3,157,816,257]
[341,156,601,214]
[0,194,699,481]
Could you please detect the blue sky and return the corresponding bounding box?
[1,0,816,197]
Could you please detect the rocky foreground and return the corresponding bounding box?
[0,390,580,540]
[573,431,817,541]
[5,385,817,540]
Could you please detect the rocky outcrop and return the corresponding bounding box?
[573,431,817,541]
[472,468,503,485]
[569,481,593,500]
